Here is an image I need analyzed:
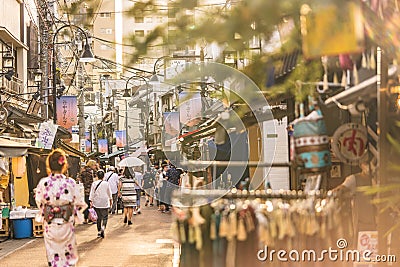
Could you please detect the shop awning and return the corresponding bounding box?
[0,26,29,50]
[56,126,73,140]
[324,65,398,107]
[178,105,285,145]
[6,103,45,124]
[99,149,124,160]
[0,138,31,157]
[57,140,86,158]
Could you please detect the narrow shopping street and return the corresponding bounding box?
[0,203,176,267]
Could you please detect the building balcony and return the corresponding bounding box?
[0,75,23,95]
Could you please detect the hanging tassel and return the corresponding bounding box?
[370,47,376,70]
[171,221,180,242]
[353,63,359,85]
[188,225,195,243]
[210,215,217,240]
[320,216,326,239]
[195,226,203,250]
[341,70,347,87]
[179,223,186,243]
[299,103,305,118]
[333,72,338,84]
[245,212,255,232]
[237,218,247,241]
[229,211,238,239]
[219,215,228,237]
[323,73,329,91]
[361,52,367,68]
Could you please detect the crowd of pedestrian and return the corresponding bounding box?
[34,149,189,266]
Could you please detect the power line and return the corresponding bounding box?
[95,56,153,75]
[90,0,104,25]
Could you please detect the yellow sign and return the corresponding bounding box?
[301,2,364,58]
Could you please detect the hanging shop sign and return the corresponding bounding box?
[115,130,126,148]
[85,131,91,152]
[163,112,180,147]
[179,92,202,127]
[56,96,77,133]
[300,2,364,58]
[332,123,368,165]
[37,121,58,149]
[357,231,378,263]
[98,139,108,154]
[293,115,331,170]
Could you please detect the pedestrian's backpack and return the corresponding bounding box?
[142,172,155,189]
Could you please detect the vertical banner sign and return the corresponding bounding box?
[85,131,91,152]
[163,112,180,147]
[300,2,364,58]
[115,130,126,148]
[357,231,378,263]
[56,96,77,132]
[37,121,59,149]
[98,139,108,154]
[179,92,202,127]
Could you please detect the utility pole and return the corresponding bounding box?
[38,0,50,120]
[77,63,86,152]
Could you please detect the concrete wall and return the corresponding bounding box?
[0,0,21,38]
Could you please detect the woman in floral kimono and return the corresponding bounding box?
[35,149,87,267]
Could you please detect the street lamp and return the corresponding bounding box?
[32,69,43,100]
[125,75,150,150]
[149,56,171,85]
[52,24,96,124]
[122,84,132,156]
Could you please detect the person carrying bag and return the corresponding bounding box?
[89,170,112,238]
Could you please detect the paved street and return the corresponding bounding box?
[0,200,176,267]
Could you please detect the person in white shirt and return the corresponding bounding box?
[104,166,119,214]
[89,170,112,238]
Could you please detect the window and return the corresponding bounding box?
[135,30,145,37]
[99,12,112,18]
[100,28,113,34]
[135,16,144,23]
[145,17,153,23]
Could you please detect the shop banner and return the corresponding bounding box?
[115,130,126,148]
[98,139,108,154]
[37,121,58,149]
[179,92,202,127]
[56,96,78,132]
[357,231,378,263]
[163,112,180,147]
[85,131,91,152]
[300,2,364,58]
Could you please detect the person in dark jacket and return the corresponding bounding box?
[80,160,98,223]
[162,165,182,213]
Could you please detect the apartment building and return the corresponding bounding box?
[0,0,44,138]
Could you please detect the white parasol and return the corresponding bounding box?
[117,156,145,167]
